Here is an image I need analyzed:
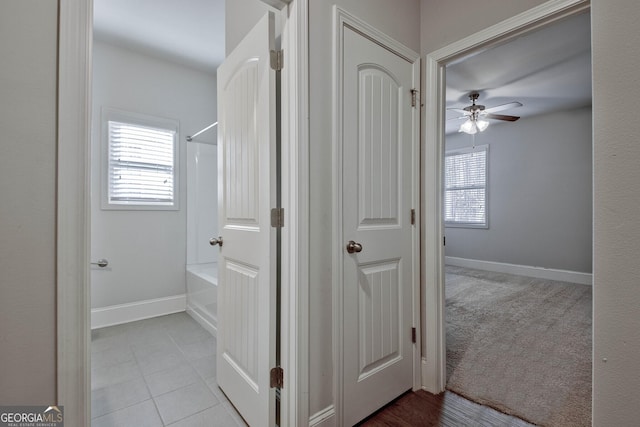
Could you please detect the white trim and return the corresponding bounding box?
[281,0,310,426]
[332,6,421,424]
[309,405,336,427]
[331,6,344,420]
[91,295,187,329]
[409,57,422,394]
[57,0,92,425]
[445,257,593,285]
[421,52,446,394]
[186,306,218,337]
[422,0,591,394]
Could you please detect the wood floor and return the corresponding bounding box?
[358,390,535,427]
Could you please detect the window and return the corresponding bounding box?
[102,109,179,210]
[444,145,488,228]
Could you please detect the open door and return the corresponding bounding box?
[215,12,278,427]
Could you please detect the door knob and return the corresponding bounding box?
[209,236,223,247]
[91,259,109,268]
[346,240,363,254]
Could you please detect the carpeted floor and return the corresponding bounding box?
[445,266,592,427]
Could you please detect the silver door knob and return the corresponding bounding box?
[209,236,223,247]
[346,240,363,254]
[91,259,109,268]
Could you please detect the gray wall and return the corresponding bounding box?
[591,0,640,424]
[225,0,279,55]
[0,0,58,403]
[445,107,593,273]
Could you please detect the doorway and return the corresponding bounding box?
[422,0,593,424]
[89,0,234,424]
[442,14,593,422]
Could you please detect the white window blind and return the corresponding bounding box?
[444,145,488,227]
[107,120,176,206]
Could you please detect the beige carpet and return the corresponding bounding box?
[445,266,592,426]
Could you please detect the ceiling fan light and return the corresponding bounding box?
[476,119,489,132]
[459,119,477,134]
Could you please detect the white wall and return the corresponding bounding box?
[91,40,217,309]
[0,0,58,404]
[445,107,593,273]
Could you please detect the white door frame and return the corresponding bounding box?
[56,1,307,425]
[332,7,422,425]
[57,0,92,426]
[280,0,311,425]
[421,0,591,393]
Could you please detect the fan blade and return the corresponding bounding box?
[485,113,520,122]
[447,115,470,121]
[485,101,523,113]
[447,108,469,114]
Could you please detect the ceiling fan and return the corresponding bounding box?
[449,92,522,134]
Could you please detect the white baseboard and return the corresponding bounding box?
[445,256,592,285]
[91,294,186,329]
[186,306,217,338]
[309,405,336,427]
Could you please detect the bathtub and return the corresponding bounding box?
[186,262,218,337]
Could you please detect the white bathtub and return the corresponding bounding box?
[186,262,218,337]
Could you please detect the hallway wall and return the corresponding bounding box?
[0,0,58,404]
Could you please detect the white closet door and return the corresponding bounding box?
[341,25,417,426]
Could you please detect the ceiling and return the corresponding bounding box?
[93,0,226,72]
[446,12,592,134]
[92,2,591,126]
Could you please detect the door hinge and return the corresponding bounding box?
[411,327,417,343]
[411,208,416,225]
[443,236,446,246]
[271,208,285,228]
[270,49,284,71]
[411,89,419,107]
[270,366,284,388]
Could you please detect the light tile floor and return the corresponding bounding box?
[91,312,247,427]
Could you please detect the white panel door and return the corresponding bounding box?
[216,12,277,427]
[342,26,418,426]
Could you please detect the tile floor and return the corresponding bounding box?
[91,312,247,427]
